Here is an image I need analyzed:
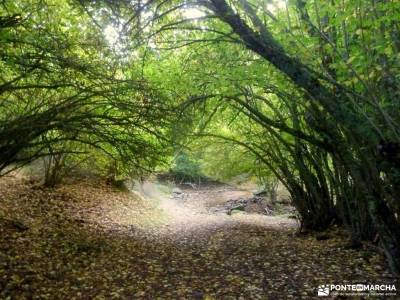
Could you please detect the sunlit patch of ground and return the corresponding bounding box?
[88,180,298,240]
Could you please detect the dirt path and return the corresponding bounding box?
[0,176,398,299]
[125,181,297,240]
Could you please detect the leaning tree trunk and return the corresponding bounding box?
[207,0,400,275]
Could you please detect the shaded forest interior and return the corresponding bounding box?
[1,0,400,298]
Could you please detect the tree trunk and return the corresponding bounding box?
[207,0,400,275]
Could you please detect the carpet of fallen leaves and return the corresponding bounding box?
[0,174,398,299]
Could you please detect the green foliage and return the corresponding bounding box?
[1,0,400,275]
[173,152,201,177]
[0,0,172,178]
[168,152,205,183]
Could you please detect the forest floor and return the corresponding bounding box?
[0,174,398,299]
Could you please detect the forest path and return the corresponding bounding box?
[0,176,396,299]
[123,180,297,241]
